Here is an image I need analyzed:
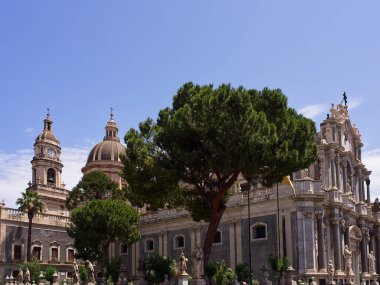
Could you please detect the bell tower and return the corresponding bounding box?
[28,110,69,215]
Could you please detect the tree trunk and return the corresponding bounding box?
[98,240,111,278]
[203,205,226,264]
[27,213,33,262]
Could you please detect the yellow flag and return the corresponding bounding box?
[281,175,296,196]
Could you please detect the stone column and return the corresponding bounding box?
[158,230,163,256]
[229,221,236,270]
[331,158,336,189]
[342,163,347,193]
[304,209,316,272]
[316,211,326,271]
[358,174,364,203]
[367,179,371,205]
[374,227,380,276]
[361,227,369,275]
[335,158,340,190]
[331,217,343,273]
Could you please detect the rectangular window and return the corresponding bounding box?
[32,246,41,260]
[14,245,22,260]
[68,249,75,262]
[120,243,128,254]
[51,248,58,262]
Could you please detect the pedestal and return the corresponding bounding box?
[178,273,189,285]
[190,278,206,285]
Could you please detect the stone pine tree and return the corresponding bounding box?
[121,83,318,263]
[16,190,46,261]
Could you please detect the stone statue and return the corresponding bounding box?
[25,268,31,284]
[191,242,204,279]
[178,250,188,275]
[18,268,24,284]
[369,251,376,274]
[344,245,353,276]
[85,260,95,283]
[72,261,80,284]
[327,260,335,284]
[373,198,380,212]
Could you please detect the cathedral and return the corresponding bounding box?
[0,99,379,285]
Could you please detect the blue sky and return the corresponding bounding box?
[1,1,380,206]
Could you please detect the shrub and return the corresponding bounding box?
[105,257,122,283]
[138,254,176,285]
[79,265,88,282]
[44,266,57,283]
[235,263,249,283]
[268,255,292,285]
[204,262,217,284]
[215,261,234,285]
[21,261,41,284]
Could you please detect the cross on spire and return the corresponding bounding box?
[47,108,50,117]
[110,107,114,118]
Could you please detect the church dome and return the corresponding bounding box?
[87,140,126,163]
[84,113,126,165]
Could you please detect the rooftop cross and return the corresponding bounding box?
[47,107,50,117]
[110,107,114,118]
[343,92,348,105]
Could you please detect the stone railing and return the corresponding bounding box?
[0,207,70,226]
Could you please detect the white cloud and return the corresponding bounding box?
[348,97,362,110]
[23,127,34,134]
[298,104,326,119]
[0,147,89,208]
[362,148,380,201]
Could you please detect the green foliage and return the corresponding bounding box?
[67,199,140,261]
[21,261,41,284]
[235,263,249,283]
[138,254,177,285]
[105,257,122,283]
[79,265,88,282]
[204,261,218,281]
[252,280,260,285]
[16,190,46,218]
[66,171,120,210]
[122,83,318,261]
[268,255,292,285]
[215,261,235,285]
[44,265,57,283]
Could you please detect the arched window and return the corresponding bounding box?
[47,168,56,186]
[174,235,185,249]
[120,243,128,255]
[251,223,267,240]
[145,239,154,252]
[213,230,222,245]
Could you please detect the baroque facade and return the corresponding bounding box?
[0,100,379,285]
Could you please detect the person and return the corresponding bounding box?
[344,245,353,276]
[85,260,95,283]
[25,268,31,284]
[178,250,188,274]
[191,243,203,279]
[73,261,80,284]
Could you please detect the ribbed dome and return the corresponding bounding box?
[87,140,126,163]
[85,113,126,164]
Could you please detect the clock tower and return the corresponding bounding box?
[28,111,69,215]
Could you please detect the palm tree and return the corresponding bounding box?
[16,190,46,261]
